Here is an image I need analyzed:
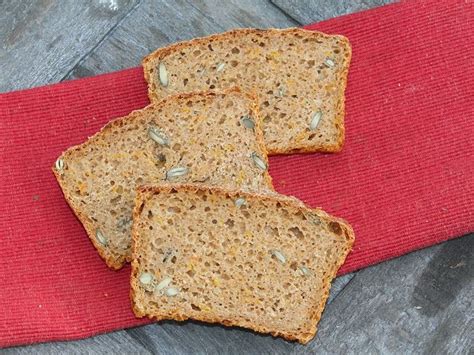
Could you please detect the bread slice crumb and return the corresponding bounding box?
[52,89,274,269]
[131,184,354,344]
[143,28,352,154]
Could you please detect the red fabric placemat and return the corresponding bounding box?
[1,0,473,347]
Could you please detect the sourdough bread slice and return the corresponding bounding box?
[143,28,352,154]
[52,89,273,269]
[131,184,354,344]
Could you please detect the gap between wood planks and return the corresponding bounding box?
[60,0,144,82]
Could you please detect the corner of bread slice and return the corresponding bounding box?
[129,184,353,342]
[53,152,128,270]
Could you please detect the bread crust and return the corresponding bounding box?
[142,28,352,155]
[131,183,354,343]
[52,88,274,270]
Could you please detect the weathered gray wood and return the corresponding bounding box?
[271,0,394,25]
[2,330,150,354]
[294,234,474,354]
[327,273,354,304]
[66,0,298,80]
[0,0,139,92]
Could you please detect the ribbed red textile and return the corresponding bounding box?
[0,0,472,347]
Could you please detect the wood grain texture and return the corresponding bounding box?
[2,330,150,354]
[300,234,474,355]
[66,0,298,80]
[2,0,472,353]
[270,0,394,25]
[0,0,139,92]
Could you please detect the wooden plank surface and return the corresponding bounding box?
[297,234,474,354]
[0,0,139,92]
[270,0,393,25]
[66,0,298,80]
[2,0,473,353]
[3,331,150,354]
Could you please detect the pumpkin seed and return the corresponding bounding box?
[166,166,188,180]
[55,158,64,171]
[148,126,169,146]
[117,217,132,230]
[241,116,255,129]
[251,152,267,171]
[235,197,247,208]
[271,250,286,264]
[323,58,335,68]
[165,287,179,297]
[95,229,108,246]
[298,266,310,276]
[139,272,154,285]
[158,62,169,86]
[278,86,286,97]
[216,63,226,72]
[310,110,323,130]
[155,277,172,292]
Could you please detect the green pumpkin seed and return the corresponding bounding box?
[298,266,310,276]
[310,110,323,130]
[241,116,255,129]
[278,86,286,97]
[148,126,169,146]
[155,277,172,292]
[139,272,154,285]
[55,158,64,171]
[251,152,267,171]
[95,229,108,247]
[323,58,335,68]
[158,62,169,87]
[117,217,132,230]
[165,287,179,297]
[166,167,188,180]
[235,198,246,208]
[271,250,286,264]
[216,63,226,72]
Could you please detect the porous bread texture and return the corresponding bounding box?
[143,28,352,154]
[131,184,354,344]
[52,89,274,270]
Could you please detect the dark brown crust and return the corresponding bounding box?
[130,183,355,344]
[142,28,352,155]
[52,88,274,270]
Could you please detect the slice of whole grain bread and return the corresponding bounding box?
[131,184,354,344]
[53,88,273,269]
[143,28,352,154]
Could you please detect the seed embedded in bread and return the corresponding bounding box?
[52,88,274,270]
[139,272,154,285]
[234,197,246,208]
[142,28,352,154]
[131,184,355,344]
[158,62,168,87]
[95,229,108,247]
[166,167,188,180]
[156,277,172,292]
[271,249,287,264]
[55,158,64,171]
[241,116,255,130]
[148,126,169,146]
[216,63,226,73]
[310,110,323,131]
[251,152,267,171]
